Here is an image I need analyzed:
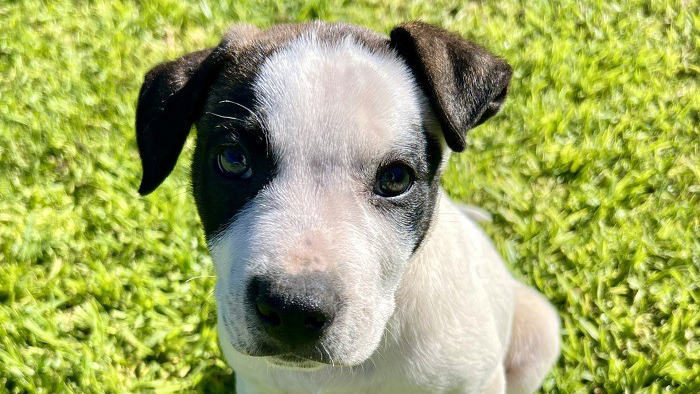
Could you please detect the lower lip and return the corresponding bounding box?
[266,355,326,370]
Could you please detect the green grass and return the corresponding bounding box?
[1,0,698,392]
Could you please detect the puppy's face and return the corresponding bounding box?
[196,35,442,366]
[136,22,511,368]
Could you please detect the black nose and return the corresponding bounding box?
[249,276,338,348]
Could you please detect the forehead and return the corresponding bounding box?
[252,33,424,165]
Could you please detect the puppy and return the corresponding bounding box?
[135,21,560,394]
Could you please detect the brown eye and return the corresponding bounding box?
[374,164,413,197]
[216,146,252,179]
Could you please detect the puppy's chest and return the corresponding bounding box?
[232,349,486,394]
[237,368,434,394]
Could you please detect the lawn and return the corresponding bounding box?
[0,0,698,392]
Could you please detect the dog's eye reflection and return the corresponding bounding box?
[374,164,414,197]
[216,146,252,179]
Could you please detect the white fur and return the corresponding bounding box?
[210,31,425,364]
[209,31,559,393]
[217,195,559,393]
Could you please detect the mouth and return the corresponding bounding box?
[265,354,326,370]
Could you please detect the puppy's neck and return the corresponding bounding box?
[389,192,469,323]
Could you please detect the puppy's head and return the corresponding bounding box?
[136,21,510,368]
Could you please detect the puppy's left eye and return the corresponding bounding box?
[216,146,252,179]
[374,164,414,197]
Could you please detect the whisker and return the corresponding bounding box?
[167,188,190,201]
[218,100,271,147]
[205,111,243,122]
[186,275,216,283]
[218,100,265,129]
[320,342,334,370]
[368,356,377,375]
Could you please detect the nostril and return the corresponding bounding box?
[256,301,282,327]
[303,314,328,332]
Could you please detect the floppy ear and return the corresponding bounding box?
[390,22,512,152]
[136,48,218,195]
[136,25,260,195]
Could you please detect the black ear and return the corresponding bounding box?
[136,25,261,195]
[390,22,512,152]
[135,47,221,195]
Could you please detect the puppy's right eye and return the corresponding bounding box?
[216,146,252,179]
[374,164,414,197]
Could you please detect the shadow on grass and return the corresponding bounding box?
[194,364,237,394]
